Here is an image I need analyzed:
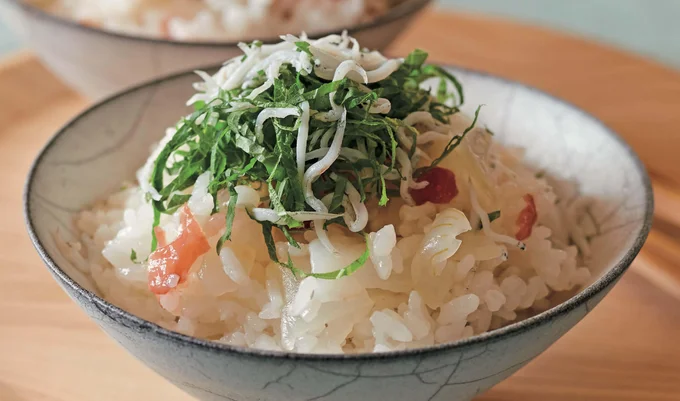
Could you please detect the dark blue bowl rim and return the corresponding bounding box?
[9,0,433,48]
[24,63,654,362]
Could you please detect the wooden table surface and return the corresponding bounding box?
[2,10,680,401]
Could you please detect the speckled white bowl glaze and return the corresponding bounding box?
[24,66,652,401]
[1,0,431,100]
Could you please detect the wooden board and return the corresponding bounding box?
[2,10,680,401]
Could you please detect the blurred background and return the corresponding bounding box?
[2,0,678,67]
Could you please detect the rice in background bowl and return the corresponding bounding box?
[4,0,431,99]
[33,0,390,41]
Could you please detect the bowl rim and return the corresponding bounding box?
[24,63,653,362]
[10,0,433,47]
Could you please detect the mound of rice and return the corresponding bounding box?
[36,0,389,41]
[57,115,592,354]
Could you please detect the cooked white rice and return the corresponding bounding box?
[55,33,594,354]
[35,0,390,41]
[57,125,592,354]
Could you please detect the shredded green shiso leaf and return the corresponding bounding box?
[477,210,501,230]
[146,37,481,279]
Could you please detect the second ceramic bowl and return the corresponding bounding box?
[2,0,432,100]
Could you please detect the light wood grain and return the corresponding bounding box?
[633,250,680,302]
[2,10,680,401]
[652,175,680,229]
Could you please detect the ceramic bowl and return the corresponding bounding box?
[24,66,652,401]
[1,0,431,100]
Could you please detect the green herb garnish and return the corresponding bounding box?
[488,210,501,223]
[147,43,481,279]
[478,210,501,229]
[426,104,483,172]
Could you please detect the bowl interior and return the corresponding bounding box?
[26,66,651,337]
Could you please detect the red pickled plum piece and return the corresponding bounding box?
[410,167,459,205]
[148,205,210,295]
[515,194,537,241]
